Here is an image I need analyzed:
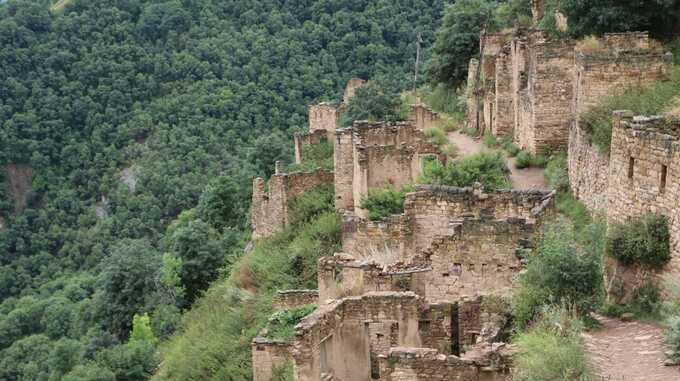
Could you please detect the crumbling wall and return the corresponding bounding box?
[292,292,424,381]
[251,165,334,239]
[494,46,514,137]
[252,338,293,381]
[568,123,610,212]
[421,218,533,302]
[378,346,513,381]
[604,114,680,301]
[272,290,318,310]
[308,103,338,136]
[410,104,440,131]
[573,32,672,119]
[340,186,554,264]
[343,78,366,103]
[520,33,574,153]
[333,121,441,214]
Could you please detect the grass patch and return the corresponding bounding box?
[515,150,547,169]
[360,184,414,221]
[544,152,569,192]
[514,306,592,381]
[265,304,316,341]
[582,67,680,152]
[420,152,510,192]
[286,140,333,172]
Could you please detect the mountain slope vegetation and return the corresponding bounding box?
[0,0,447,379]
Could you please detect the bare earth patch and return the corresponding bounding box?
[584,314,680,381]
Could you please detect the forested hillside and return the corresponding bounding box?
[0,0,447,379]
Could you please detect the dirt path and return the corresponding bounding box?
[583,314,680,381]
[446,131,548,191]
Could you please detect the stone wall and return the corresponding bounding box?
[333,121,441,214]
[251,165,334,239]
[252,338,293,381]
[343,78,366,103]
[604,114,680,301]
[341,185,554,263]
[292,292,424,381]
[272,290,319,310]
[294,129,328,164]
[421,218,534,302]
[410,104,440,131]
[494,46,514,137]
[573,32,672,119]
[568,122,610,212]
[308,103,338,136]
[377,345,513,381]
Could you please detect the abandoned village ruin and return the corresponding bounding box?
[248,2,678,380]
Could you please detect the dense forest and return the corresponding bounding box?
[2,0,679,379]
[0,0,447,379]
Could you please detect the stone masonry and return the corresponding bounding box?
[604,114,680,302]
[334,121,442,214]
[251,163,333,240]
[468,30,671,154]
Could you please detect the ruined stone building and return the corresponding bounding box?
[467,30,672,154]
[570,112,680,302]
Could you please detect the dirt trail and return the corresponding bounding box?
[446,131,548,191]
[583,314,680,381]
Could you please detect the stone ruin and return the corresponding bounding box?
[251,162,333,240]
[467,30,672,154]
[334,120,444,215]
[570,112,680,302]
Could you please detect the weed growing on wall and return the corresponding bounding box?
[360,185,415,221]
[583,67,680,152]
[606,213,670,268]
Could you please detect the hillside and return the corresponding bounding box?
[0,0,447,379]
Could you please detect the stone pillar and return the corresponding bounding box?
[334,128,355,211]
[275,161,283,175]
[294,134,303,164]
[531,0,546,24]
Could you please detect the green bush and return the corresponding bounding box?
[583,67,680,152]
[422,84,467,118]
[286,141,334,173]
[423,126,448,147]
[341,82,402,126]
[606,214,670,268]
[502,141,520,157]
[421,152,510,192]
[288,185,335,229]
[666,316,680,364]
[515,151,548,169]
[360,185,414,221]
[482,132,498,148]
[265,305,316,341]
[514,221,603,329]
[514,306,591,381]
[544,152,569,191]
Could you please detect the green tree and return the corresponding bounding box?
[427,0,497,87]
[340,82,401,126]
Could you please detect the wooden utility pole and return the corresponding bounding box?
[414,32,423,99]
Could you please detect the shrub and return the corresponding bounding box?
[482,132,498,148]
[544,152,569,191]
[288,185,334,228]
[341,82,402,126]
[422,84,467,118]
[360,185,414,221]
[440,143,458,158]
[286,140,333,172]
[515,151,547,169]
[514,220,602,328]
[606,214,670,268]
[423,126,448,147]
[502,141,520,157]
[421,152,510,191]
[265,305,316,341]
[514,306,591,381]
[666,316,680,364]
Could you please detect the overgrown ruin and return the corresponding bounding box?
[250,7,679,378]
